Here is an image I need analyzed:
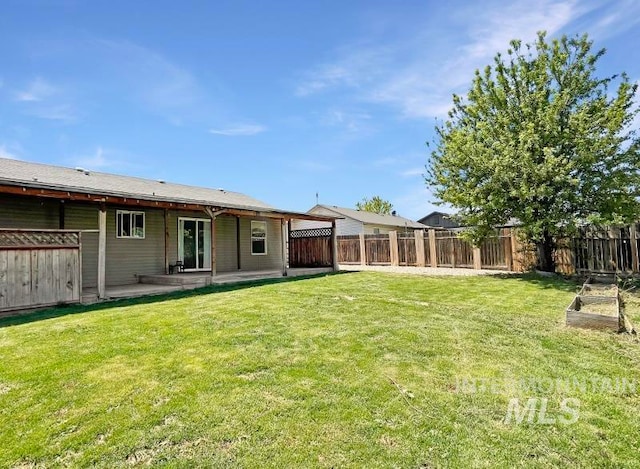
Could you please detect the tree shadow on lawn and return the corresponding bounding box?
[0,271,351,329]
[493,271,581,294]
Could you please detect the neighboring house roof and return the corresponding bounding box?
[309,204,428,229]
[418,210,460,227]
[0,158,333,221]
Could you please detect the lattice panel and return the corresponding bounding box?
[0,231,80,248]
[290,228,332,238]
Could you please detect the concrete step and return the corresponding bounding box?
[138,274,212,287]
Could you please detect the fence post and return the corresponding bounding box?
[415,230,426,267]
[473,246,482,270]
[631,224,639,273]
[359,233,366,266]
[510,229,518,272]
[389,231,399,266]
[429,229,437,267]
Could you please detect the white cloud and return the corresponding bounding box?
[209,124,266,136]
[0,145,20,160]
[400,167,424,178]
[15,77,57,102]
[293,0,630,119]
[321,109,372,133]
[95,39,205,124]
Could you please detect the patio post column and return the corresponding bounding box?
[331,219,339,271]
[211,216,217,278]
[281,219,288,276]
[97,205,107,299]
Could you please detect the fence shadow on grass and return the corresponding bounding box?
[0,271,351,328]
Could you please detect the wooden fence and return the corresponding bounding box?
[0,229,82,312]
[337,229,516,271]
[288,227,334,268]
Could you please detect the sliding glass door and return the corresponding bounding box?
[178,218,212,271]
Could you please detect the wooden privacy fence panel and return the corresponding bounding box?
[0,229,82,311]
[572,226,635,274]
[398,235,417,266]
[435,230,456,267]
[289,228,333,268]
[480,231,511,269]
[365,234,391,264]
[337,235,360,264]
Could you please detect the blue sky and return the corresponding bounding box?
[1,0,639,219]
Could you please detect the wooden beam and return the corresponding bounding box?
[631,224,639,273]
[211,216,217,277]
[97,206,107,299]
[359,233,366,266]
[415,230,426,267]
[473,247,482,270]
[164,209,169,274]
[0,184,210,211]
[281,219,288,275]
[429,229,438,268]
[236,216,241,270]
[389,230,399,267]
[331,219,339,271]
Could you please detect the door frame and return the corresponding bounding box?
[177,217,212,271]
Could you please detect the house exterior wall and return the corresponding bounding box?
[1,195,286,288]
[0,195,59,228]
[238,217,283,271]
[104,207,165,286]
[215,215,238,272]
[363,224,421,235]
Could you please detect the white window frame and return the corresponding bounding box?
[251,220,267,256]
[116,210,145,239]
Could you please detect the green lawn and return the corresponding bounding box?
[1,272,639,468]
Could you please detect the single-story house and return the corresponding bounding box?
[418,211,461,229]
[291,204,428,235]
[0,158,336,309]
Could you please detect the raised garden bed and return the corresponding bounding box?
[566,283,623,331]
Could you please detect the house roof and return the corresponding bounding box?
[310,204,428,229]
[418,210,459,224]
[0,158,334,221]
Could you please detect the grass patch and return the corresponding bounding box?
[1,272,639,467]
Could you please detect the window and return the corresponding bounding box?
[373,228,380,235]
[251,220,267,255]
[117,210,145,239]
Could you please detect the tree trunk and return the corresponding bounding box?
[536,230,556,272]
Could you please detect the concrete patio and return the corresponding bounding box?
[82,267,334,304]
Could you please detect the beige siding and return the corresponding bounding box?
[99,207,165,286]
[216,215,238,272]
[239,217,283,271]
[0,195,59,228]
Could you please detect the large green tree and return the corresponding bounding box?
[356,196,394,215]
[427,32,640,271]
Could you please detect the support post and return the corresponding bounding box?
[97,206,107,299]
[164,209,169,274]
[281,219,288,275]
[331,219,339,271]
[631,224,639,273]
[429,229,437,268]
[211,216,216,278]
[473,246,482,270]
[415,230,426,267]
[389,230,399,266]
[359,232,366,266]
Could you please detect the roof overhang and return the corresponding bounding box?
[0,182,338,222]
